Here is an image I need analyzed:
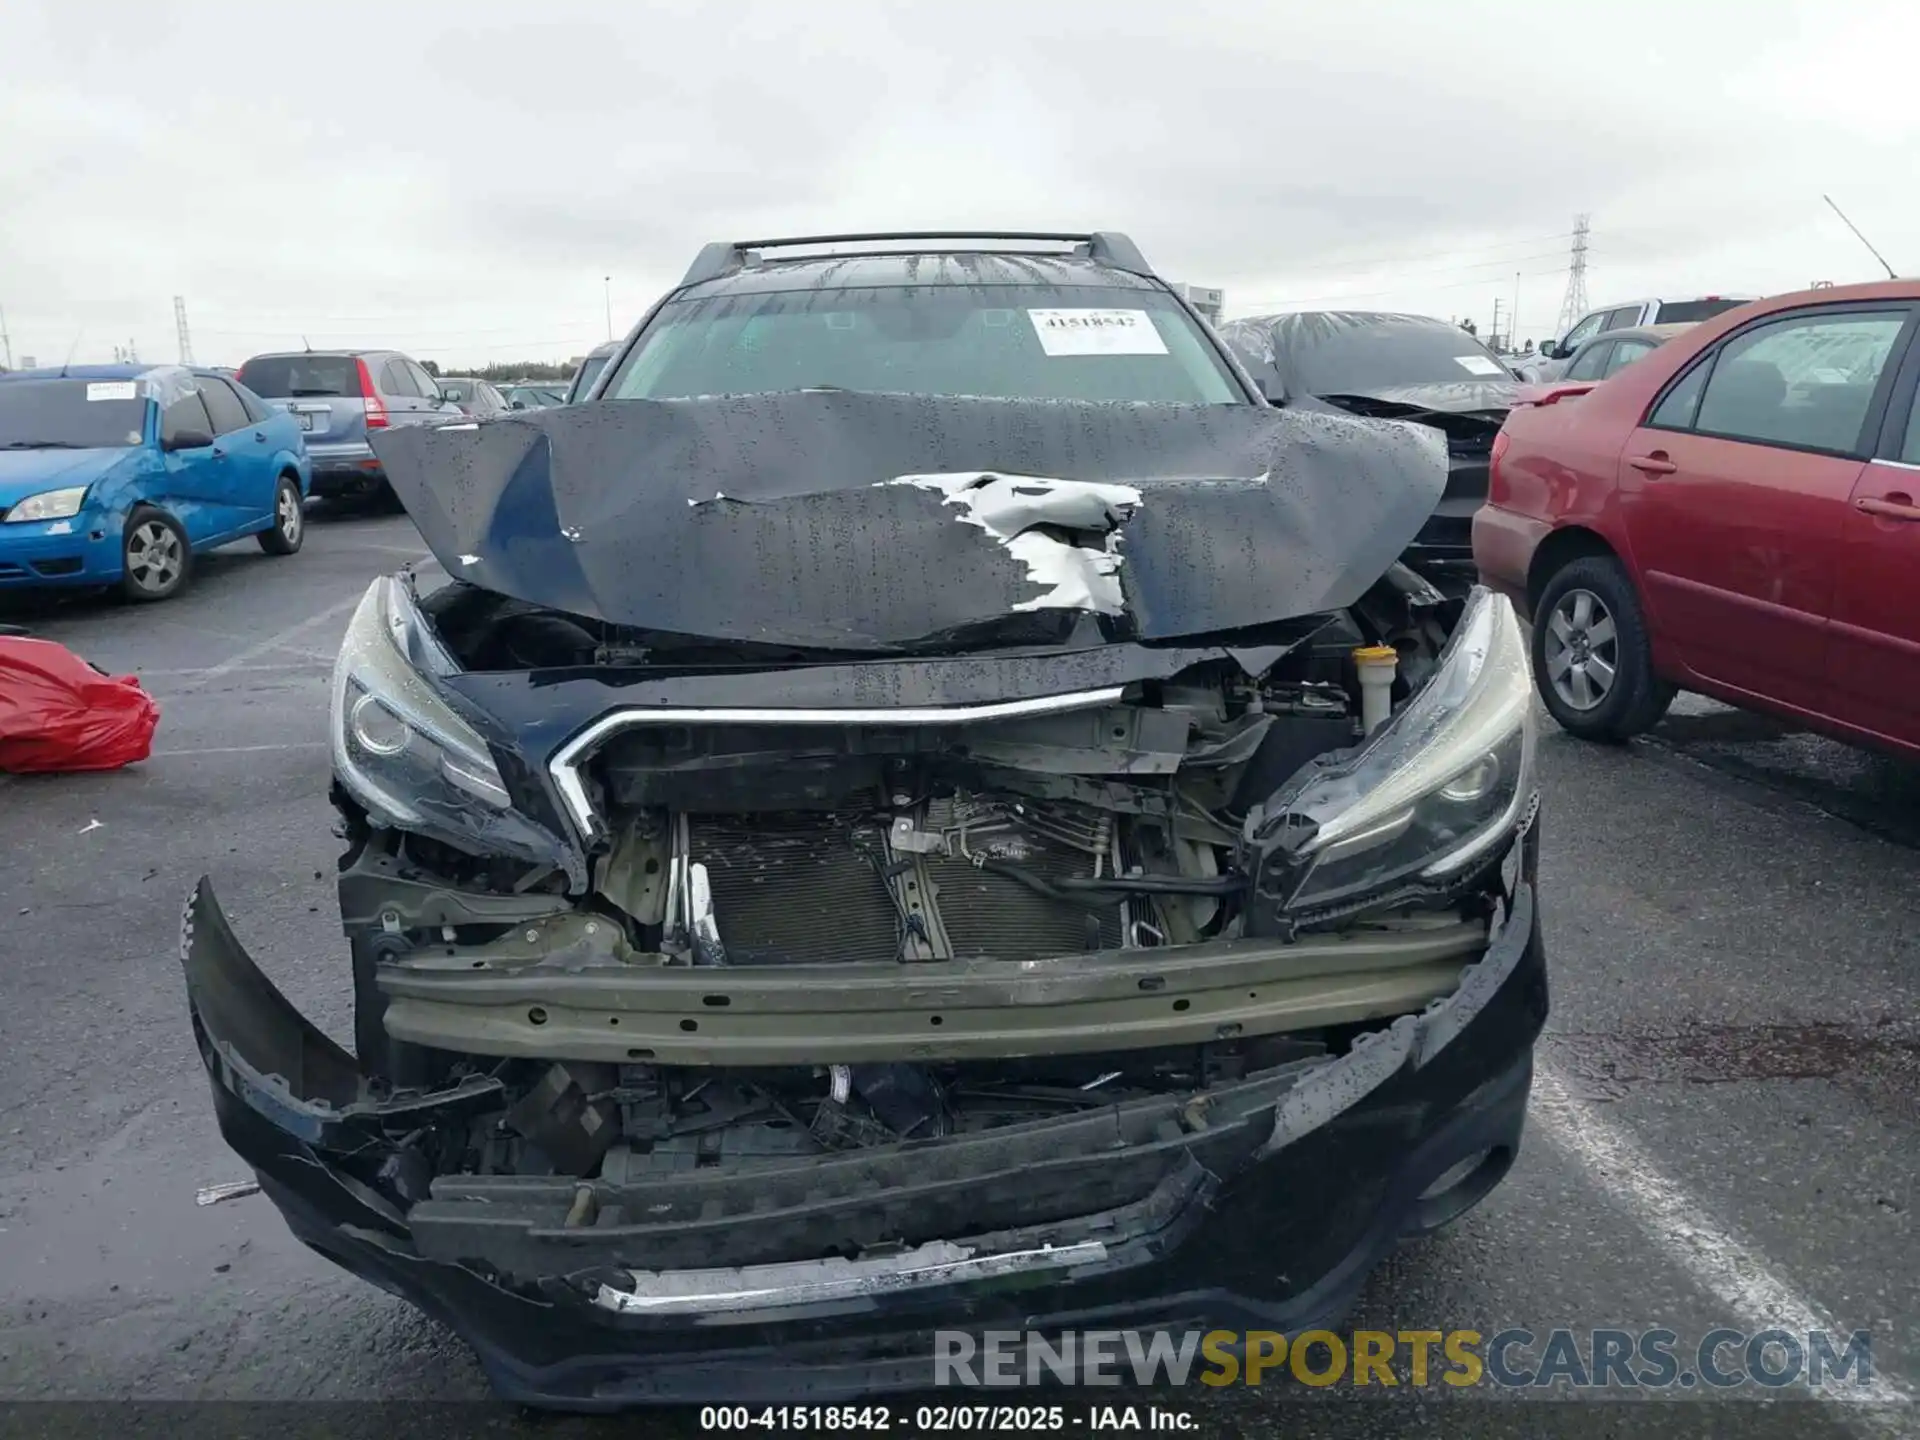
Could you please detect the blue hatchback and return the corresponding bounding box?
[0,364,312,602]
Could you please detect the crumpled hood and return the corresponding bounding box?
[0,448,132,508]
[372,392,1447,652]
[1319,379,1520,418]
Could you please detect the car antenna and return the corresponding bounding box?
[302,335,312,353]
[1822,194,1898,280]
[60,331,83,377]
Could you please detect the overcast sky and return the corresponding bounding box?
[1,0,1912,370]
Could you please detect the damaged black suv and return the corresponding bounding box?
[181,230,1546,1408]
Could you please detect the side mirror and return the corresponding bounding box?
[510,400,528,410]
[164,428,213,452]
[1539,341,1563,361]
[1258,376,1289,406]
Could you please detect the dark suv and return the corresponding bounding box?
[236,349,464,501]
[184,232,1546,1408]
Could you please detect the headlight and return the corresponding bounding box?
[4,486,89,523]
[1260,587,1536,912]
[331,575,564,865]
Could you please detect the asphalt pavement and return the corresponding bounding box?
[0,507,1914,1439]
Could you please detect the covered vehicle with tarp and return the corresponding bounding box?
[1218,311,1523,595]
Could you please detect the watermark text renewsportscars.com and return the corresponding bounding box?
[934,1327,1877,1391]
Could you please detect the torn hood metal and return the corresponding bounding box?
[372,392,1447,652]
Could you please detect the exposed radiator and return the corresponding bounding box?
[685,797,1119,965]
[920,796,1120,959]
[689,812,902,966]
[924,848,1121,959]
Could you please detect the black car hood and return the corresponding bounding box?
[372,392,1446,652]
[1316,379,1520,419]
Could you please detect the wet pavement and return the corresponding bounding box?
[0,510,1914,1438]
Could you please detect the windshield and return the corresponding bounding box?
[238,355,360,398]
[602,284,1244,404]
[1257,315,1514,396]
[1656,298,1749,325]
[0,380,147,449]
[566,354,611,403]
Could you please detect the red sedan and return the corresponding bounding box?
[1474,280,1920,758]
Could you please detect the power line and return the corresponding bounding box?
[1227,262,1570,315]
[177,234,1586,347]
[1259,229,1579,277]
[1230,249,1574,311]
[195,322,605,341]
[183,292,653,324]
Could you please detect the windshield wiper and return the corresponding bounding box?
[0,440,86,449]
[286,387,346,397]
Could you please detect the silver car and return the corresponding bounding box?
[436,377,512,418]
[1522,295,1756,381]
[502,383,566,411]
[236,349,463,502]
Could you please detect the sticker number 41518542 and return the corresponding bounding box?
[1027,309,1170,358]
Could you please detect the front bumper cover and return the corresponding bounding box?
[0,510,123,587]
[181,829,1545,1410]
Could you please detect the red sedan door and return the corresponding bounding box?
[1828,341,1920,752]
[1618,306,1911,715]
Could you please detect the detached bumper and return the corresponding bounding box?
[181,835,1546,1411]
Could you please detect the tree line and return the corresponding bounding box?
[419,358,581,381]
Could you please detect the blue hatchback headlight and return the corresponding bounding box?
[4,486,89,523]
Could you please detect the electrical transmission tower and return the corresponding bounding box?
[174,296,194,365]
[1555,215,1592,334]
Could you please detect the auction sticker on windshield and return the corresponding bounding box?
[1028,309,1169,357]
[86,381,139,401]
[1453,355,1505,376]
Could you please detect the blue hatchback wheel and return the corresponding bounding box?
[259,475,305,556]
[121,510,191,602]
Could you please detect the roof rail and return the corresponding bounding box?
[677,231,1154,287]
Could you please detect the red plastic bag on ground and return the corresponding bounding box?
[0,636,160,773]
